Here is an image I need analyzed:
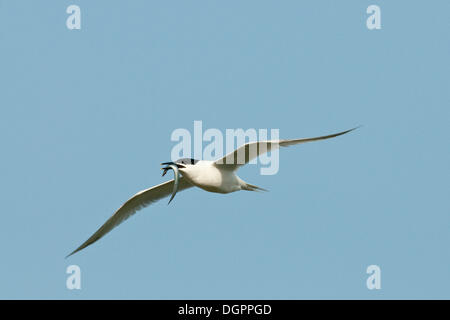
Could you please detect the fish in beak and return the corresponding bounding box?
[160,162,186,204]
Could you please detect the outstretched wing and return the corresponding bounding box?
[67,178,193,257]
[214,127,358,171]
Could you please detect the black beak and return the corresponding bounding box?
[161,162,185,177]
[161,162,186,169]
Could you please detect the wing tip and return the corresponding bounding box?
[340,125,362,135]
[65,247,82,259]
[349,125,363,132]
[330,125,362,138]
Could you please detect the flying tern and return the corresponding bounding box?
[67,127,358,257]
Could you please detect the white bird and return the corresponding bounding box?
[67,127,357,257]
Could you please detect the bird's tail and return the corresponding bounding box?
[241,182,268,192]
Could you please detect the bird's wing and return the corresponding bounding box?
[214,127,358,171]
[67,178,193,257]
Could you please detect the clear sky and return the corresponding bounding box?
[0,0,449,299]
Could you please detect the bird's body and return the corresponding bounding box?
[67,127,359,257]
[178,160,243,194]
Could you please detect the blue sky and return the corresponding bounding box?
[0,0,449,299]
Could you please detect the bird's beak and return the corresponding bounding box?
[161,162,186,168]
[161,162,185,176]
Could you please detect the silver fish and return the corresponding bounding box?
[161,163,180,205]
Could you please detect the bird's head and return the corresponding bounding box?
[160,158,199,176]
[160,159,198,205]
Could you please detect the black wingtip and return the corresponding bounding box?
[65,248,80,259]
[336,125,362,137]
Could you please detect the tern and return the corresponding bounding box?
[67,127,358,257]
